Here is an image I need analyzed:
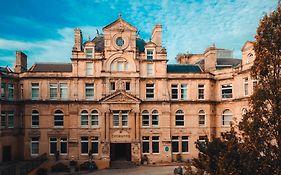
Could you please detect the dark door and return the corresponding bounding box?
[110,143,131,161]
[3,146,11,162]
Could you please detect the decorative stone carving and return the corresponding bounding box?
[102,142,110,155]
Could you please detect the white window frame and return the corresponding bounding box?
[7,112,14,128]
[86,62,93,76]
[181,84,188,100]
[60,138,68,155]
[31,83,39,100]
[91,110,99,127]
[151,110,159,127]
[146,84,154,99]
[85,48,93,58]
[54,110,64,128]
[175,110,184,127]
[198,110,206,127]
[1,112,6,128]
[121,111,128,127]
[152,136,160,154]
[31,110,39,128]
[222,109,232,127]
[147,63,153,76]
[142,110,149,127]
[198,84,205,100]
[171,84,178,100]
[222,84,233,99]
[142,136,150,154]
[81,110,88,128]
[85,83,94,100]
[49,137,57,155]
[244,78,249,96]
[59,83,68,99]
[182,136,189,153]
[172,136,179,154]
[91,137,99,155]
[31,137,39,156]
[81,137,89,155]
[113,111,119,127]
[49,83,58,100]
[146,49,154,60]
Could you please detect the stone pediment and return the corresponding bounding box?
[103,17,137,32]
[100,91,141,104]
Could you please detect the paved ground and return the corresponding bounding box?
[85,166,177,175]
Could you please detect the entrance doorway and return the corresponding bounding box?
[2,145,11,162]
[110,143,131,161]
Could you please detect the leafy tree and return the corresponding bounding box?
[188,4,281,175]
[239,3,281,174]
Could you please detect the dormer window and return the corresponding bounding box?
[247,53,253,63]
[147,50,154,60]
[85,48,93,58]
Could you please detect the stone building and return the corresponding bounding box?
[0,17,256,167]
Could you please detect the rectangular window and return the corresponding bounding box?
[117,62,123,71]
[152,112,158,127]
[81,113,88,127]
[171,84,178,100]
[244,78,249,96]
[172,136,179,153]
[252,80,258,91]
[147,50,153,60]
[1,83,5,99]
[142,112,149,127]
[49,83,58,99]
[125,82,130,91]
[198,84,205,100]
[85,83,94,100]
[121,111,128,127]
[147,63,153,76]
[31,83,39,100]
[60,83,68,99]
[54,114,64,127]
[7,112,14,128]
[222,84,233,99]
[182,136,189,153]
[1,112,6,128]
[86,62,93,75]
[91,137,99,154]
[81,137,89,154]
[32,112,39,128]
[113,111,119,127]
[142,136,149,153]
[110,82,115,91]
[91,112,98,127]
[181,84,187,100]
[31,137,39,156]
[198,136,208,147]
[49,138,57,155]
[60,138,68,154]
[199,113,205,127]
[152,136,159,153]
[8,84,14,99]
[146,84,154,99]
[85,48,93,58]
[176,114,184,126]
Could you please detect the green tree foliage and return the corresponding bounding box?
[189,4,281,175]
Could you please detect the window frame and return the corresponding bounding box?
[147,63,153,76]
[151,110,159,127]
[81,110,89,128]
[222,109,232,127]
[31,110,39,128]
[85,83,94,100]
[142,136,150,154]
[175,110,184,127]
[198,84,205,100]
[31,83,40,100]
[198,110,206,127]
[31,137,39,156]
[142,110,149,127]
[146,84,154,99]
[152,136,160,154]
[221,84,233,99]
[54,110,64,128]
[171,84,178,100]
[146,49,154,60]
[91,110,99,127]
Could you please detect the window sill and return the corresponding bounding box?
[54,126,64,129]
[31,126,39,128]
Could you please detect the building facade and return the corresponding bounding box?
[0,17,256,166]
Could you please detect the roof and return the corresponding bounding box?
[0,66,13,73]
[136,38,145,52]
[167,64,202,73]
[217,58,241,67]
[103,18,137,31]
[29,63,72,72]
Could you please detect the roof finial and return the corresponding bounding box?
[96,29,100,36]
[118,13,122,19]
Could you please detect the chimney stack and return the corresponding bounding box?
[151,24,162,48]
[14,51,27,73]
[73,28,83,51]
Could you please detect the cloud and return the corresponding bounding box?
[0,26,102,68]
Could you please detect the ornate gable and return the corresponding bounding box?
[103,17,137,32]
[100,91,141,104]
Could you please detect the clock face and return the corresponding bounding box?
[116,37,124,47]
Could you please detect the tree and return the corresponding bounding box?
[239,3,281,174]
[189,4,281,175]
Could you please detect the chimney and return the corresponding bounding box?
[204,47,217,72]
[14,51,27,73]
[73,28,83,51]
[151,24,162,47]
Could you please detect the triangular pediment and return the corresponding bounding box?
[241,41,254,51]
[99,91,141,104]
[103,18,137,32]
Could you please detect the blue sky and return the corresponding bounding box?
[0,0,277,68]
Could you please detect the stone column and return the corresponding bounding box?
[105,112,110,142]
[135,112,140,141]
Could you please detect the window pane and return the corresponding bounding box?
[142,142,149,153]
[113,111,119,127]
[198,84,204,99]
[171,85,178,99]
[81,137,88,154]
[50,83,58,99]
[122,111,128,127]
[142,111,149,127]
[222,84,233,99]
[8,112,14,128]
[146,84,154,99]
[60,138,67,154]
[8,84,14,99]
[50,138,57,154]
[32,110,39,127]
[181,84,187,100]
[172,141,179,152]
[147,50,153,60]
[86,48,93,58]
[31,83,39,99]
[85,83,94,99]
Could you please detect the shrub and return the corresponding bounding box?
[79,161,97,171]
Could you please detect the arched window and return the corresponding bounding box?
[81,110,88,127]
[31,110,39,128]
[242,108,247,116]
[175,110,184,126]
[222,109,232,126]
[110,58,129,71]
[54,110,64,127]
[142,110,149,127]
[247,53,253,63]
[152,110,159,127]
[91,110,99,127]
[198,110,205,127]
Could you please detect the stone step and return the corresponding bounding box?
[110,160,138,169]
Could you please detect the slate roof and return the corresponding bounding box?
[136,38,145,52]
[217,58,241,67]
[0,66,12,73]
[167,64,202,73]
[29,63,72,72]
